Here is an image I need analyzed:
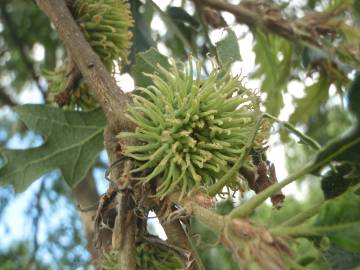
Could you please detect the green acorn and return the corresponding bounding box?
[46,0,133,109]
[136,243,184,270]
[100,243,184,270]
[73,0,134,69]
[44,67,97,109]
[119,59,268,198]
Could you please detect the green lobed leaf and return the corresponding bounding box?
[291,238,329,269]
[290,75,330,125]
[0,105,106,192]
[252,30,292,116]
[314,190,360,253]
[215,29,241,66]
[131,48,171,88]
[125,0,156,70]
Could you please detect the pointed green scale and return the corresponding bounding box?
[125,142,160,153]
[136,151,172,183]
[125,114,159,133]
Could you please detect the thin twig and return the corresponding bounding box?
[230,136,360,218]
[194,0,360,69]
[264,112,321,150]
[278,201,323,227]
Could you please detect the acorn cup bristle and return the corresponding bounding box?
[119,59,269,198]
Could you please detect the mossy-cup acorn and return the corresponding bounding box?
[46,0,133,109]
[119,59,268,198]
[73,0,134,68]
[100,243,183,270]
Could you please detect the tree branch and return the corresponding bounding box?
[155,207,205,270]
[35,0,134,133]
[34,1,137,268]
[104,128,137,270]
[171,192,292,269]
[194,0,360,69]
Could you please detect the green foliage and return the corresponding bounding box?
[135,243,184,270]
[315,190,360,253]
[315,74,360,164]
[163,5,199,57]
[0,105,105,192]
[190,201,240,270]
[131,48,171,88]
[127,0,156,67]
[354,0,360,26]
[306,106,353,146]
[121,54,266,198]
[253,197,315,227]
[215,29,241,66]
[167,6,199,29]
[321,163,359,199]
[322,244,360,270]
[290,238,329,269]
[289,75,330,125]
[252,30,292,116]
[0,242,51,270]
[0,0,60,92]
[349,72,360,117]
[100,243,184,270]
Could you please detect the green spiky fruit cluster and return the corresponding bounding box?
[44,68,97,109]
[46,0,133,109]
[100,244,184,270]
[136,243,184,270]
[119,60,268,198]
[73,0,134,68]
